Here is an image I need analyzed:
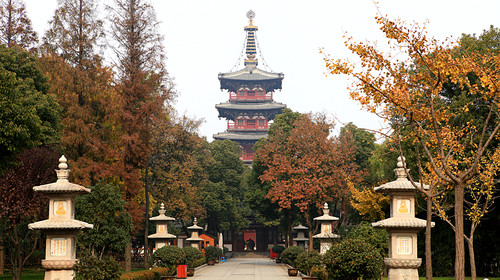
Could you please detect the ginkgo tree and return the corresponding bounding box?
[324,15,500,280]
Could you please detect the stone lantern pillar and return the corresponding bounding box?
[28,155,93,280]
[148,203,176,252]
[313,203,339,254]
[292,224,308,249]
[372,156,433,280]
[185,218,204,249]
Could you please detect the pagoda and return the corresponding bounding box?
[214,10,286,163]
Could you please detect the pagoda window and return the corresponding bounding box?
[258,119,266,128]
[247,119,256,128]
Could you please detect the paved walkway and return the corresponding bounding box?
[192,258,300,280]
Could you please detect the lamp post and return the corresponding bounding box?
[186,218,204,249]
[372,156,433,280]
[148,203,176,252]
[28,156,93,280]
[313,203,339,254]
[292,224,308,249]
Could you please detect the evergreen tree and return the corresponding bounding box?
[0,0,37,50]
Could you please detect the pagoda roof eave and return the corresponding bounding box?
[218,67,284,92]
[213,131,268,142]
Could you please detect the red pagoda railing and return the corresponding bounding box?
[230,90,272,100]
[227,120,268,130]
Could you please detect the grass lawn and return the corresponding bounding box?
[0,269,44,280]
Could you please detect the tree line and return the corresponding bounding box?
[0,1,498,279]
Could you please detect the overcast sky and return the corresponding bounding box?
[24,0,500,141]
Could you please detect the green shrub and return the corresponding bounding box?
[310,265,328,280]
[296,250,322,276]
[223,246,229,256]
[271,245,285,258]
[120,267,171,280]
[182,247,204,268]
[280,246,304,267]
[204,246,219,261]
[74,255,120,280]
[345,221,388,257]
[323,238,383,280]
[151,245,186,275]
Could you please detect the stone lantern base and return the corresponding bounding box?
[43,269,75,280]
[385,258,422,280]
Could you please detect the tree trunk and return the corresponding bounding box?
[144,162,149,268]
[125,238,131,272]
[287,210,292,247]
[0,244,4,275]
[425,197,433,280]
[305,213,313,251]
[466,237,476,280]
[454,183,465,280]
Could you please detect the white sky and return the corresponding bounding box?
[24,0,500,141]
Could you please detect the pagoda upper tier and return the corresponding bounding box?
[214,10,286,163]
[218,67,284,93]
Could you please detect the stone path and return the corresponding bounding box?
[191,258,300,280]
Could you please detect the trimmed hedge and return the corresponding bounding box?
[74,255,120,280]
[120,267,171,280]
[182,247,205,268]
[281,246,304,267]
[323,238,383,280]
[296,250,322,276]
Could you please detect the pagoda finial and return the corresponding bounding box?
[394,156,408,180]
[244,10,258,67]
[323,202,330,215]
[56,155,70,182]
[159,203,166,215]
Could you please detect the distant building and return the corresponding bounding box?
[214,10,286,164]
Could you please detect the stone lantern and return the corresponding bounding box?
[372,156,433,280]
[292,224,308,249]
[28,155,93,280]
[313,203,339,254]
[185,218,204,249]
[148,203,176,252]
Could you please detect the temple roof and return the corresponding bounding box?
[213,131,267,142]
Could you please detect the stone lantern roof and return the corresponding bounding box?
[372,156,433,229]
[28,155,93,231]
[292,224,308,231]
[374,156,429,193]
[186,218,204,243]
[148,203,176,240]
[313,203,339,239]
[313,203,339,222]
[32,156,91,194]
[149,203,175,222]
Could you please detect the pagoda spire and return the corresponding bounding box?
[244,10,258,67]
